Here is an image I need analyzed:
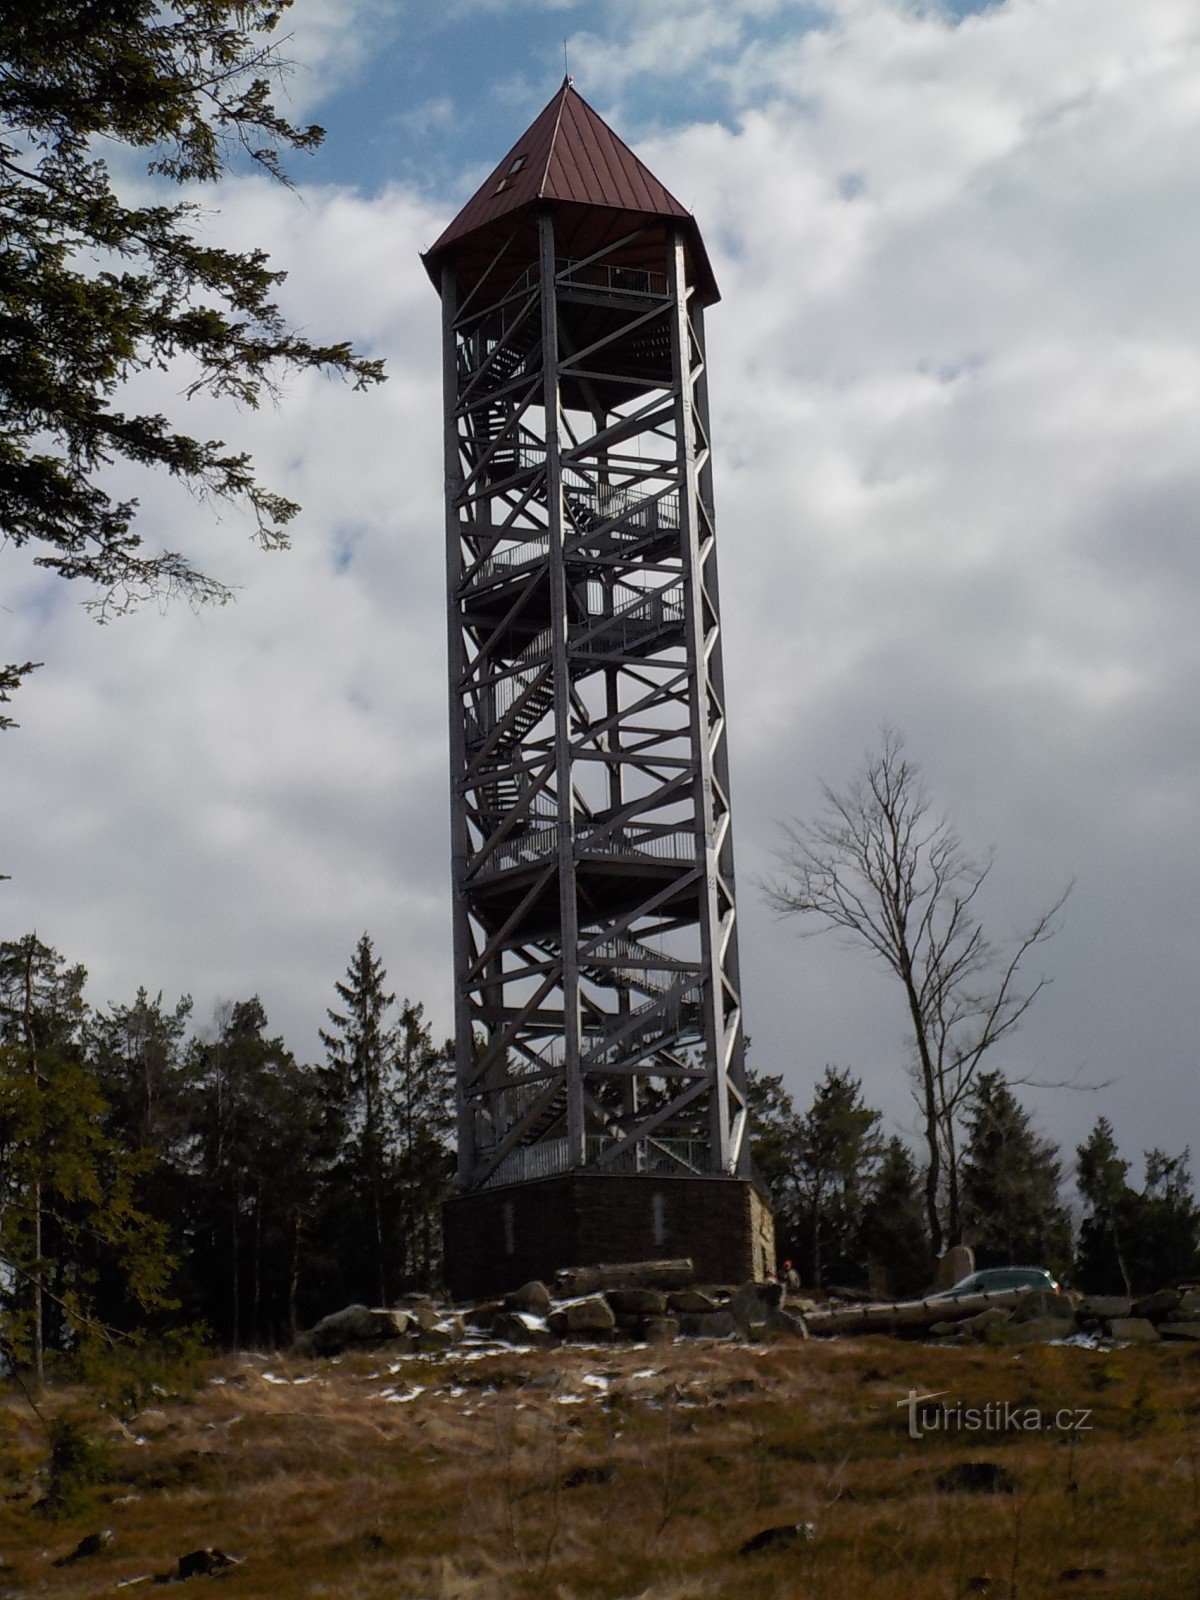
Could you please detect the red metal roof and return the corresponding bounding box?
[422,81,718,305]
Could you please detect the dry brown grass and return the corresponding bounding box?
[2,1335,1198,1598]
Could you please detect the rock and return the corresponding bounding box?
[765,1307,809,1339]
[412,1320,461,1353]
[547,1294,616,1335]
[293,1305,411,1357]
[504,1280,552,1317]
[465,1298,504,1329]
[606,1286,668,1318]
[1178,1289,1200,1316]
[1132,1289,1180,1320]
[680,1311,737,1339]
[1108,1317,1160,1343]
[959,1307,1013,1337]
[738,1522,816,1556]
[53,1530,113,1567]
[1009,1289,1070,1323]
[642,1316,680,1345]
[667,1288,719,1314]
[160,1547,244,1582]
[935,1461,1015,1495]
[1078,1295,1133,1319]
[987,1316,1076,1344]
[936,1244,975,1289]
[556,1259,694,1294]
[1159,1322,1200,1341]
[729,1281,783,1335]
[491,1310,556,1346]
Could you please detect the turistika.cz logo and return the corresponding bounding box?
[898,1389,1093,1441]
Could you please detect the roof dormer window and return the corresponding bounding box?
[494,154,528,195]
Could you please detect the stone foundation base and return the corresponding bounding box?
[443,1172,775,1301]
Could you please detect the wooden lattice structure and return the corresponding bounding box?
[423,85,756,1279]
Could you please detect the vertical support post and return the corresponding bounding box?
[540,213,584,1167]
[440,264,477,1186]
[691,296,748,1175]
[668,227,731,1171]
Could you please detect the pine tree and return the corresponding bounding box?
[960,1071,1070,1273]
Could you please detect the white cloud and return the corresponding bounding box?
[6,0,1199,1164]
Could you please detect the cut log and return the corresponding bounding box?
[803,1286,1062,1337]
[556,1259,694,1294]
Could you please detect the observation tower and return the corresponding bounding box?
[423,82,772,1296]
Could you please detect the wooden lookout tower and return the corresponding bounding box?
[423,82,773,1298]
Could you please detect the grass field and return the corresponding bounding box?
[2,1333,1198,1598]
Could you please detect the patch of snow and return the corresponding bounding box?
[260,1373,288,1385]
[379,1385,426,1404]
[580,1374,609,1391]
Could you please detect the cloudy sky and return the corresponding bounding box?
[4,0,1197,1179]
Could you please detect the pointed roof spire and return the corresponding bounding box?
[422,82,717,304]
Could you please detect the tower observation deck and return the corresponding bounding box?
[423,83,772,1296]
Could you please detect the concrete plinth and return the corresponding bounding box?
[443,1172,775,1301]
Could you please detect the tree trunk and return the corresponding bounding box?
[288,1211,302,1340]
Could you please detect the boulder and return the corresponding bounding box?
[606,1286,668,1319]
[492,1310,556,1347]
[1158,1322,1200,1342]
[936,1244,975,1290]
[668,1288,720,1315]
[547,1295,616,1335]
[959,1307,1013,1338]
[412,1318,463,1353]
[1133,1289,1181,1320]
[729,1281,783,1335]
[294,1305,412,1357]
[1108,1317,1160,1343]
[987,1316,1076,1345]
[1078,1295,1133,1319]
[465,1298,504,1330]
[169,1548,244,1581]
[504,1280,552,1317]
[642,1316,680,1345]
[680,1310,737,1339]
[1177,1289,1200,1317]
[765,1307,809,1339]
[1009,1290,1070,1323]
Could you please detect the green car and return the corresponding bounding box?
[928,1267,1061,1300]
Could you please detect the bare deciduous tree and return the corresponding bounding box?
[765,730,1069,1256]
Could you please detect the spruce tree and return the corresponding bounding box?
[186,997,319,1345]
[795,1067,883,1289]
[320,934,397,1306]
[960,1071,1070,1273]
[861,1136,930,1298]
[0,0,385,712]
[391,1002,453,1289]
[1075,1116,1135,1294]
